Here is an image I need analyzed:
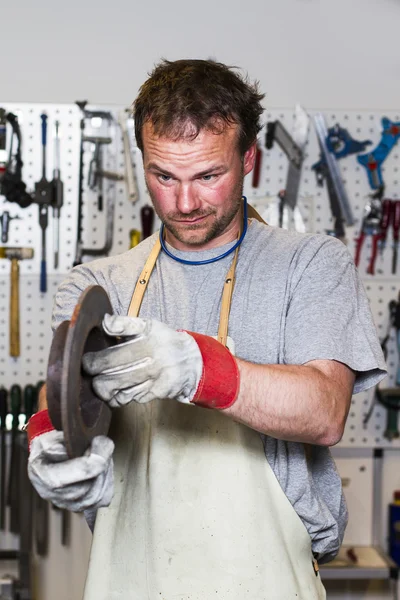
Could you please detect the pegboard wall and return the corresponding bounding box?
[0,103,399,449]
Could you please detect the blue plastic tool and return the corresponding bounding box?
[312,124,371,176]
[357,117,400,190]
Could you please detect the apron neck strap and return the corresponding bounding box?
[127,203,266,347]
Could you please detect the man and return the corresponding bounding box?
[28,59,386,599]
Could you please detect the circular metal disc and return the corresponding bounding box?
[61,285,113,458]
[47,320,70,431]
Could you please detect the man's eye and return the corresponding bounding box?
[158,174,172,182]
[201,174,215,181]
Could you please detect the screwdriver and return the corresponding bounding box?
[35,114,52,293]
[52,121,64,269]
[392,201,400,274]
[7,384,21,534]
[0,387,8,530]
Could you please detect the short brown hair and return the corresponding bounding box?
[133,59,265,156]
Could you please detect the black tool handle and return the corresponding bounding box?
[24,384,36,423]
[10,384,21,431]
[140,205,154,240]
[0,387,7,430]
[8,384,22,533]
[0,387,8,530]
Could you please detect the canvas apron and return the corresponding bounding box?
[83,214,326,600]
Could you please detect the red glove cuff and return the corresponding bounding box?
[26,409,55,450]
[186,331,240,410]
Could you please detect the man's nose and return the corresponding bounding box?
[176,184,201,214]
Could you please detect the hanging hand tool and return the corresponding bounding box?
[266,105,309,228]
[86,136,113,212]
[35,490,49,557]
[24,381,50,556]
[357,117,400,195]
[378,295,400,440]
[74,103,118,265]
[354,198,382,272]
[35,113,52,293]
[377,199,393,259]
[251,144,262,188]
[18,385,35,553]
[370,198,392,275]
[0,113,33,209]
[89,141,103,211]
[0,211,21,243]
[7,384,21,534]
[0,107,7,177]
[365,297,400,438]
[74,101,88,266]
[313,113,355,241]
[23,384,35,431]
[51,120,64,269]
[312,124,371,175]
[0,247,34,357]
[118,109,139,203]
[0,387,7,530]
[363,300,396,428]
[392,200,400,275]
[140,205,155,239]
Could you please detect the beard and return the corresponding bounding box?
[147,171,245,247]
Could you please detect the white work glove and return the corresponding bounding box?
[82,314,203,408]
[28,430,114,512]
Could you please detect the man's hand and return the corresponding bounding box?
[82,315,203,407]
[28,430,114,512]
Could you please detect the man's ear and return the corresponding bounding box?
[243,142,257,176]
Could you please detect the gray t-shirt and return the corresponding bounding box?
[52,219,386,563]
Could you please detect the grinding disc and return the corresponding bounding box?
[61,285,113,458]
[47,320,70,431]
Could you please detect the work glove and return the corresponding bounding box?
[82,314,240,410]
[28,426,114,512]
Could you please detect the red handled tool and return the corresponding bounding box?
[354,198,382,272]
[251,145,262,188]
[378,199,393,257]
[392,201,400,274]
[367,199,392,275]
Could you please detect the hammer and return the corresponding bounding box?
[0,247,34,357]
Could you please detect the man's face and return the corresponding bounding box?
[142,121,256,250]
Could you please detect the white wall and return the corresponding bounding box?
[2,0,400,598]
[2,0,400,110]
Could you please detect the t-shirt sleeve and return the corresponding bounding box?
[283,236,387,393]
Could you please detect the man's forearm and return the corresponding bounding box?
[223,358,355,446]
